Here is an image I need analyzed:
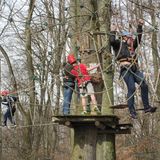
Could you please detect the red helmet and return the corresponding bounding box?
[67,54,76,64]
[1,90,10,96]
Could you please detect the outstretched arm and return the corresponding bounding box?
[110,24,120,49]
[133,19,144,49]
[87,64,100,71]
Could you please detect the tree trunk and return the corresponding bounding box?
[69,0,101,159]
[71,126,97,160]
[70,0,116,160]
[96,134,116,160]
[150,9,160,100]
[97,1,116,160]
[25,0,36,116]
[23,0,36,159]
[0,45,18,91]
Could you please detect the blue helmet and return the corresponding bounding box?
[121,31,132,37]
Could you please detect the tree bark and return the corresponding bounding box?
[25,0,36,116]
[150,8,160,99]
[71,126,97,160]
[70,0,116,160]
[96,134,116,160]
[23,0,36,159]
[0,45,18,90]
[97,1,116,160]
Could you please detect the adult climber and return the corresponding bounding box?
[110,19,157,119]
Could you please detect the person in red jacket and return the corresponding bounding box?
[69,54,100,114]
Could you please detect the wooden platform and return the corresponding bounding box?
[136,108,145,111]
[98,123,133,134]
[53,115,132,134]
[53,115,119,126]
[110,104,128,109]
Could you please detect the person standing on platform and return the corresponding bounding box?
[62,54,76,115]
[70,54,100,115]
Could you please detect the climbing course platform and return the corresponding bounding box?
[53,115,132,134]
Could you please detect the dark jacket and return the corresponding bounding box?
[1,96,17,114]
[110,25,143,61]
[63,63,75,83]
[1,96,17,106]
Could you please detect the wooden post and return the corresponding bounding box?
[71,126,97,160]
[67,1,129,160]
[53,115,127,160]
[96,134,116,160]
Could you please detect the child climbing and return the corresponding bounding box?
[69,54,100,115]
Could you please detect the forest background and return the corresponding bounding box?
[0,0,160,160]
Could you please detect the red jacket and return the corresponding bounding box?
[71,64,91,86]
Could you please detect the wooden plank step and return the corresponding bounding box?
[53,115,119,129]
[116,123,133,129]
[98,123,133,134]
[110,104,128,109]
[98,128,132,134]
[136,108,144,111]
